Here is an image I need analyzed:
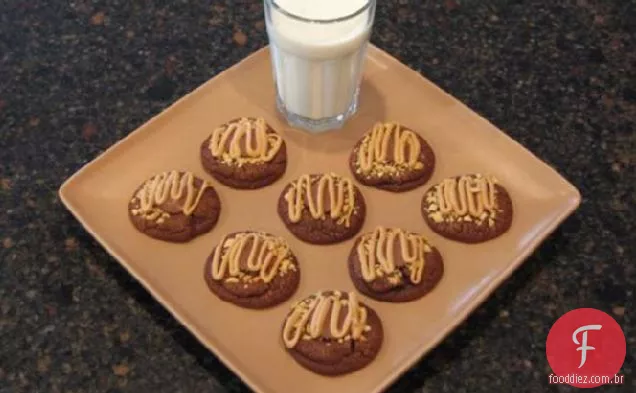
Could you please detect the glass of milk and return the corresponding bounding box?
[264,0,376,133]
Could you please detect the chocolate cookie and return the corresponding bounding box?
[281,290,383,376]
[422,173,513,243]
[200,117,287,189]
[277,173,366,245]
[128,170,221,242]
[349,121,436,192]
[348,226,444,302]
[204,231,300,309]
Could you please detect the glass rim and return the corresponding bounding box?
[267,0,374,24]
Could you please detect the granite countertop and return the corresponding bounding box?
[1,1,633,392]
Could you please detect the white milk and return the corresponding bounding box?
[265,0,374,123]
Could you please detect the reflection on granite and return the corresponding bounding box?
[0,1,633,392]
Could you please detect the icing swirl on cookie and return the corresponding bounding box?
[210,232,296,284]
[284,173,356,227]
[356,122,424,176]
[356,227,432,284]
[282,291,369,349]
[425,174,500,226]
[208,117,282,165]
[132,171,210,221]
[435,174,497,217]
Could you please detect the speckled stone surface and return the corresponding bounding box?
[0,1,634,392]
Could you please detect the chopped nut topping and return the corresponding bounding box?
[429,212,443,223]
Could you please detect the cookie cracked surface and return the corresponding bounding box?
[421,173,513,243]
[348,226,444,302]
[281,290,383,376]
[128,170,221,242]
[200,117,287,189]
[277,173,366,245]
[204,231,300,309]
[349,122,436,192]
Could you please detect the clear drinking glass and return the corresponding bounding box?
[264,0,377,133]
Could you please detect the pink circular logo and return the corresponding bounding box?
[546,308,626,388]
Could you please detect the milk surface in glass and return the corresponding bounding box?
[265,0,376,132]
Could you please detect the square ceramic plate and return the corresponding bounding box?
[59,45,580,393]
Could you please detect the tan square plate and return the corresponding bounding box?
[59,45,580,393]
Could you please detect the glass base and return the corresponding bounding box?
[275,91,360,133]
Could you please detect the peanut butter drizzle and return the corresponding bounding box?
[357,227,430,284]
[210,232,292,284]
[136,171,209,219]
[282,291,368,349]
[436,175,497,217]
[208,117,282,164]
[357,122,423,173]
[284,173,356,227]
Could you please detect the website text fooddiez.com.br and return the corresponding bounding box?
[548,374,624,385]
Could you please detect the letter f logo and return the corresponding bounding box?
[572,325,602,368]
[546,309,626,388]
